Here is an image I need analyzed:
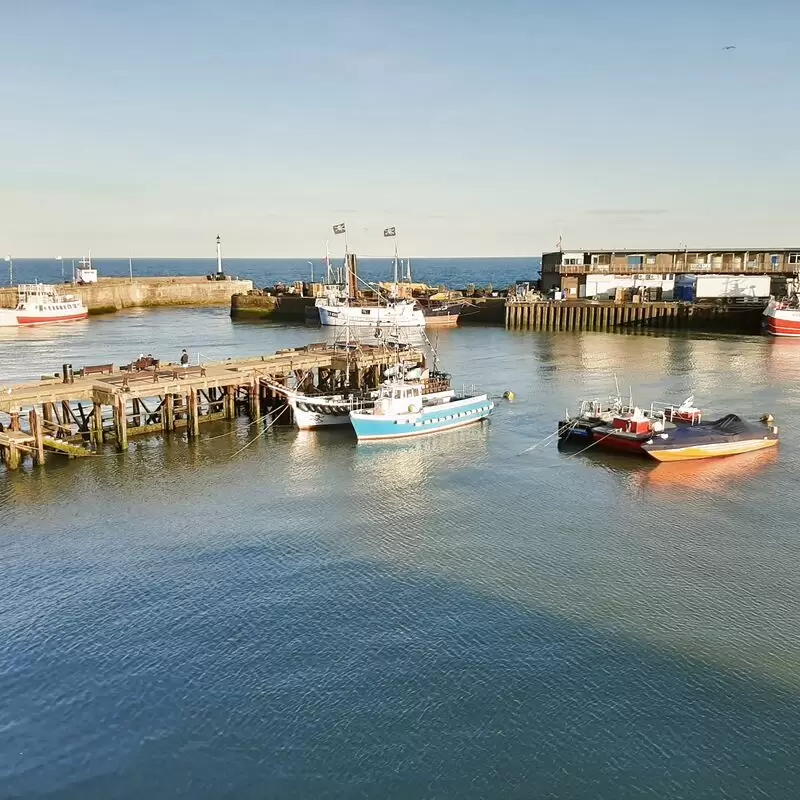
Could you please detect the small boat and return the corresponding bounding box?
[642,414,779,462]
[763,295,800,337]
[0,284,88,327]
[590,406,673,454]
[349,378,494,441]
[421,300,463,328]
[558,394,702,442]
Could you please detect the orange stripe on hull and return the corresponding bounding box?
[644,438,778,462]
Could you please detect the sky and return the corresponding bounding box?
[0,0,798,257]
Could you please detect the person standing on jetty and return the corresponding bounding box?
[180,349,189,367]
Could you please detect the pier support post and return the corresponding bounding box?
[132,398,142,428]
[250,379,261,419]
[187,390,200,438]
[114,396,128,451]
[29,408,45,466]
[163,394,174,432]
[224,387,236,419]
[9,413,20,432]
[92,402,104,446]
[4,443,21,470]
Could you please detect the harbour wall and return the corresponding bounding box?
[505,300,766,333]
[229,293,507,324]
[0,277,254,315]
[230,293,315,321]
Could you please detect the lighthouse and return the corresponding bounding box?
[215,234,224,279]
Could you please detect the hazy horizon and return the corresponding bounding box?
[2,1,798,257]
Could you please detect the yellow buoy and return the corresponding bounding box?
[502,391,515,401]
[761,413,775,425]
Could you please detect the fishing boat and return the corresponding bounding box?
[316,236,425,328]
[0,284,88,327]
[273,344,428,430]
[559,393,702,442]
[641,414,779,462]
[349,378,493,441]
[763,295,800,337]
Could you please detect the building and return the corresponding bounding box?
[540,248,800,299]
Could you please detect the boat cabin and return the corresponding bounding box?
[374,382,424,415]
[611,407,657,435]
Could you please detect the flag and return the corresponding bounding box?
[333,223,346,235]
[383,227,396,237]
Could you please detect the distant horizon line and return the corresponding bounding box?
[5,255,542,261]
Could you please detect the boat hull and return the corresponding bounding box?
[317,303,425,328]
[763,301,800,337]
[349,395,493,440]
[644,437,778,462]
[591,429,651,453]
[289,395,370,430]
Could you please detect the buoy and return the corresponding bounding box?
[761,413,775,425]
[502,391,515,401]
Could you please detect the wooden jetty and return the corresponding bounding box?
[505,300,765,333]
[0,343,424,470]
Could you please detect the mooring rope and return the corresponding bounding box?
[229,404,289,459]
[516,420,577,456]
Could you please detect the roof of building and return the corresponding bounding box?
[543,248,800,256]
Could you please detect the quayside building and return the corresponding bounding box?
[540,248,800,299]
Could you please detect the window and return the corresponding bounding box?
[627,255,644,267]
[645,256,656,265]
[563,257,581,266]
[788,253,800,265]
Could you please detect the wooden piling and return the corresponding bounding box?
[114,396,128,450]
[187,390,200,438]
[29,408,45,466]
[92,402,104,445]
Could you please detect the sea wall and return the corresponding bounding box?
[230,293,316,320]
[0,277,254,314]
[505,300,766,333]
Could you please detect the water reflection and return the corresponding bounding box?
[636,448,780,494]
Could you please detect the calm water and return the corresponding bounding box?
[3,256,541,292]
[2,308,800,798]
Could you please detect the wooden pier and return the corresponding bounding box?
[505,300,765,334]
[0,343,424,470]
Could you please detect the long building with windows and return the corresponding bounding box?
[540,247,800,298]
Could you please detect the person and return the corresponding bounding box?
[180,349,189,367]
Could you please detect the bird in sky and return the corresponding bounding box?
[722,45,736,50]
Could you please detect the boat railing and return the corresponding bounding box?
[648,400,702,425]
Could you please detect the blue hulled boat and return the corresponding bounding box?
[349,377,494,441]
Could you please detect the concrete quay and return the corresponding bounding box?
[0,276,254,315]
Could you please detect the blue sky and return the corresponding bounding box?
[1,0,797,256]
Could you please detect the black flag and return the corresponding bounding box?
[383,227,396,237]
[333,223,346,235]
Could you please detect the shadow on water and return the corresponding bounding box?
[4,555,798,800]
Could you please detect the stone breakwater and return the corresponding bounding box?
[0,277,254,314]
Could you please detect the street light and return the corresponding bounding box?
[4,254,11,286]
[56,255,63,280]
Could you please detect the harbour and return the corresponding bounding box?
[3,306,800,798]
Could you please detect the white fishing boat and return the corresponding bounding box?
[0,284,88,327]
[315,227,425,328]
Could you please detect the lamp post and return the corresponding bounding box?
[4,254,11,286]
[56,255,63,280]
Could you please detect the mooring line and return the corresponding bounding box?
[229,404,289,459]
